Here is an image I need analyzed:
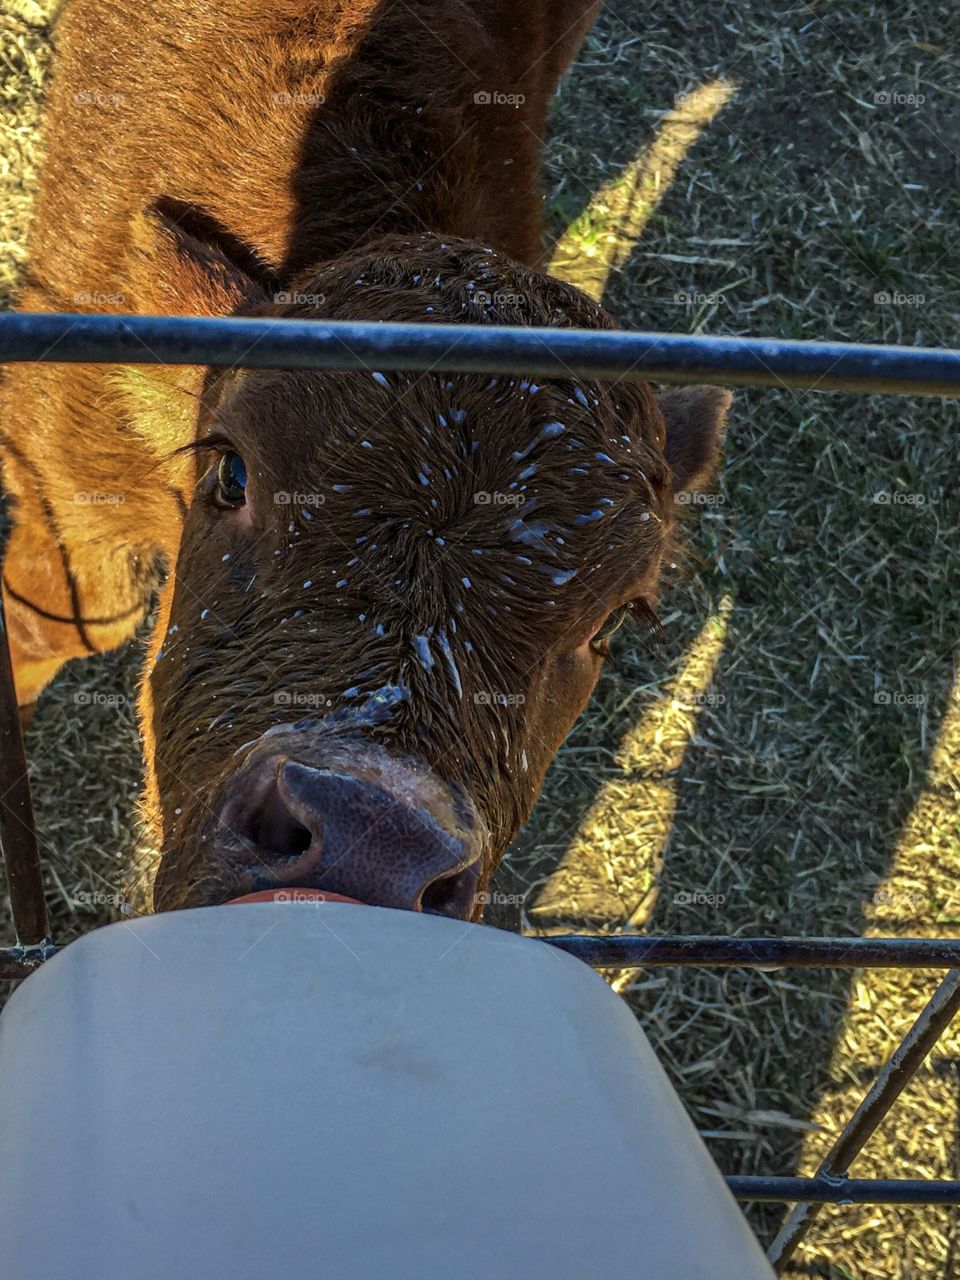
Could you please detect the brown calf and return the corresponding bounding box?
[0,0,730,916]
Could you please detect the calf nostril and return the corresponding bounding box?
[243,778,312,860]
[420,866,479,918]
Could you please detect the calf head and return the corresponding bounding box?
[133,228,730,917]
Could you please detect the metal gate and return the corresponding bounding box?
[3,312,960,1273]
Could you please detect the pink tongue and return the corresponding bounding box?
[227,889,365,906]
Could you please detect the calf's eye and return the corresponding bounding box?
[589,605,631,659]
[215,451,248,508]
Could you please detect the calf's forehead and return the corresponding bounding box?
[220,365,668,502]
[192,369,670,659]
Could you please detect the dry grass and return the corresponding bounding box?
[3,1,960,1275]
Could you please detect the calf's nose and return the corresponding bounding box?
[220,757,481,917]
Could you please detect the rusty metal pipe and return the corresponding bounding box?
[0,589,48,946]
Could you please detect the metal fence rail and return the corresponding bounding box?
[2,315,959,1275]
[728,1178,960,1205]
[7,933,960,979]
[4,312,960,396]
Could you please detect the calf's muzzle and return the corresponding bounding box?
[210,743,484,917]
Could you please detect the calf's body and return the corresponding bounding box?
[1,0,730,915]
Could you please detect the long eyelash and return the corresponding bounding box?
[170,432,237,461]
[630,598,665,648]
[590,598,662,666]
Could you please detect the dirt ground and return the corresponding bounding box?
[3,2,960,1275]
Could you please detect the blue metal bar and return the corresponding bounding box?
[543,934,960,969]
[727,1177,960,1205]
[3,313,960,396]
[7,934,960,979]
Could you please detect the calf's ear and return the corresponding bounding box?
[114,203,272,456]
[132,198,271,317]
[657,385,732,494]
